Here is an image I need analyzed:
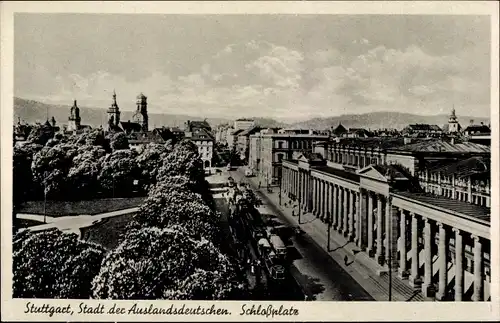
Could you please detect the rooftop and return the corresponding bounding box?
[427,156,490,178]
[394,191,490,223]
[191,128,215,141]
[238,126,262,137]
[313,165,361,183]
[394,139,490,154]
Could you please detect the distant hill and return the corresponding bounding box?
[13,97,231,129]
[292,111,490,131]
[13,98,489,132]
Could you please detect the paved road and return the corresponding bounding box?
[229,169,373,301]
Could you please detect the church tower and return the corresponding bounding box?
[107,90,121,131]
[68,100,81,131]
[135,92,148,132]
[448,107,460,134]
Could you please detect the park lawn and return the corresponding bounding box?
[81,212,136,251]
[18,197,145,217]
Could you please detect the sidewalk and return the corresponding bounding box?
[245,173,424,302]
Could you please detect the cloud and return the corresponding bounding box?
[16,39,490,120]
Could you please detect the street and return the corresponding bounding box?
[228,168,373,301]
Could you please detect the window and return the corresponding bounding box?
[277,154,284,162]
[278,141,283,149]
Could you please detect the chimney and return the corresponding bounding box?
[480,122,484,126]
[470,119,474,125]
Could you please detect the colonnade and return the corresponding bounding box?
[281,163,490,301]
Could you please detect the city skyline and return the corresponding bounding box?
[15,14,491,121]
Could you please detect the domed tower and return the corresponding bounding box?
[107,90,121,131]
[68,100,81,131]
[135,92,148,132]
[448,107,459,134]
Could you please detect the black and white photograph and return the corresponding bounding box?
[1,1,499,321]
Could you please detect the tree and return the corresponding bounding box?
[13,143,43,204]
[31,143,80,199]
[91,226,247,300]
[157,140,204,183]
[131,176,219,242]
[26,123,54,146]
[110,132,129,151]
[69,129,110,151]
[98,149,139,197]
[67,145,107,199]
[13,228,105,299]
[135,143,174,190]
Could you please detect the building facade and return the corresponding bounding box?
[282,153,491,302]
[314,138,491,208]
[233,118,255,131]
[249,129,329,185]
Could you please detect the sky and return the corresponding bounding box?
[14,14,491,122]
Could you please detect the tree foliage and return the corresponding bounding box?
[98,149,139,197]
[13,228,105,299]
[135,143,173,190]
[67,145,107,199]
[110,132,130,151]
[131,176,219,241]
[13,143,43,205]
[157,140,205,183]
[91,226,246,300]
[26,123,54,146]
[31,143,80,199]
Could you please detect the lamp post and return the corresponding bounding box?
[43,171,48,224]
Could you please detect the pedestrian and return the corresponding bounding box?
[344,255,348,265]
[292,210,295,217]
[258,181,261,189]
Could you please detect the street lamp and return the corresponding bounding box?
[43,171,48,224]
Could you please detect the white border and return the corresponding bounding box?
[1,1,499,321]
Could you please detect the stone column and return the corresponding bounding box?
[367,192,374,256]
[359,190,367,249]
[436,222,448,301]
[326,182,332,223]
[348,190,355,241]
[453,228,463,301]
[409,213,421,288]
[343,188,349,236]
[398,210,408,279]
[375,195,384,264]
[472,235,483,301]
[338,187,344,233]
[312,178,317,215]
[355,192,361,245]
[321,180,326,220]
[384,197,391,265]
[333,185,339,230]
[422,218,434,298]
